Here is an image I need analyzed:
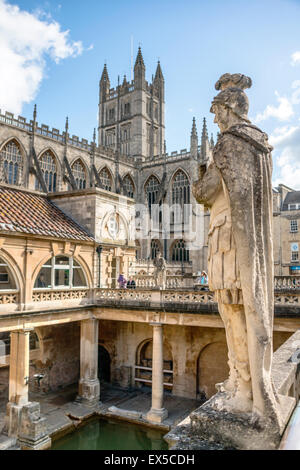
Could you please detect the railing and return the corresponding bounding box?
[0,291,19,304]
[134,275,184,288]
[275,276,300,290]
[32,288,90,303]
[0,281,300,314]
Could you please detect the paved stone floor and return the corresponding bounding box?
[0,383,200,449]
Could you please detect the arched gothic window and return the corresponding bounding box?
[72,159,86,189]
[34,256,87,289]
[151,240,161,260]
[172,170,190,205]
[123,174,134,198]
[145,176,160,213]
[99,167,112,191]
[0,140,23,186]
[171,240,189,262]
[35,151,57,192]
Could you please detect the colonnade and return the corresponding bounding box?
[2,318,168,448]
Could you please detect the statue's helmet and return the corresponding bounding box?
[210,73,252,122]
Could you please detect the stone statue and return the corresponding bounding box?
[153,252,167,290]
[193,73,283,434]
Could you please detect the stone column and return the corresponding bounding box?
[146,323,168,423]
[4,329,51,450]
[9,330,30,406]
[78,318,100,406]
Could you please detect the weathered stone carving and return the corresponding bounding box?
[192,73,293,448]
[153,253,167,290]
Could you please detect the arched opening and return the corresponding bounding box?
[34,256,87,289]
[99,167,112,191]
[0,257,17,290]
[71,159,87,189]
[197,342,229,400]
[145,175,160,214]
[150,240,162,260]
[171,239,189,262]
[135,339,173,390]
[98,345,111,383]
[35,150,58,192]
[172,170,190,205]
[0,140,24,186]
[123,174,135,198]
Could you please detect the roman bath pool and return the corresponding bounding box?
[51,417,168,450]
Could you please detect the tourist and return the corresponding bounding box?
[117,273,127,289]
[127,277,136,289]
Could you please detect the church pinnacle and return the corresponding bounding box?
[190,117,198,159]
[100,63,110,84]
[134,47,145,69]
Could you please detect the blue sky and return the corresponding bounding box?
[1,0,300,187]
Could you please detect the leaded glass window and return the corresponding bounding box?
[123,174,134,198]
[35,151,57,192]
[151,240,161,260]
[72,159,86,189]
[145,176,160,212]
[99,167,112,191]
[171,239,189,262]
[0,141,23,185]
[172,170,190,205]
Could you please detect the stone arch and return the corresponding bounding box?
[122,173,135,198]
[98,344,111,383]
[0,137,26,186]
[70,157,89,189]
[135,338,173,390]
[0,248,24,297]
[197,341,229,400]
[170,168,190,206]
[98,165,114,191]
[31,254,92,292]
[36,148,61,193]
[144,174,161,218]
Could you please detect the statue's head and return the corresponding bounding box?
[210,73,252,132]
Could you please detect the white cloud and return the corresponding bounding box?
[291,51,300,66]
[0,0,84,115]
[255,91,294,123]
[270,126,300,190]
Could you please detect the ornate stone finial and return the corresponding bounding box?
[93,128,96,144]
[191,117,198,138]
[65,116,69,132]
[33,104,37,122]
[100,63,110,83]
[134,46,145,68]
[201,117,208,139]
[210,133,215,148]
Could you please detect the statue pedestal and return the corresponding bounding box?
[165,392,296,450]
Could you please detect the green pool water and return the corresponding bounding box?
[51,418,168,450]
